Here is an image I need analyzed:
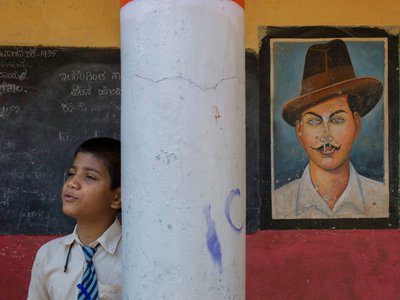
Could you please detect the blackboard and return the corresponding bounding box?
[0,46,120,234]
[245,50,260,233]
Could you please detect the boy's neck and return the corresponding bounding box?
[76,216,116,245]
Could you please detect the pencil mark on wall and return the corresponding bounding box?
[204,205,223,274]
[213,105,221,121]
[225,188,244,233]
[155,149,177,165]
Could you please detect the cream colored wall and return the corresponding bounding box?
[0,0,398,48]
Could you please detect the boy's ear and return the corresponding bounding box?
[111,187,122,210]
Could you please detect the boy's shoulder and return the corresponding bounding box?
[35,234,73,259]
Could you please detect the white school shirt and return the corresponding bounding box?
[272,163,388,219]
[28,219,122,300]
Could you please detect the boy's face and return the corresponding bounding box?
[62,152,121,222]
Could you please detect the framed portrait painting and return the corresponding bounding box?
[259,26,399,229]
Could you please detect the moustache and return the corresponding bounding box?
[311,143,341,152]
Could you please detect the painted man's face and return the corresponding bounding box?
[295,95,361,171]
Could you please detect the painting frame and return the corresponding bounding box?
[259,26,399,230]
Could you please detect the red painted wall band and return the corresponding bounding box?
[120,0,244,9]
[4,231,400,299]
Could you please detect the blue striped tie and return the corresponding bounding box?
[78,245,99,300]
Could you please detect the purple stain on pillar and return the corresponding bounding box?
[225,188,243,233]
[204,205,223,274]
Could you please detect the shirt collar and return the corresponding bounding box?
[295,163,366,217]
[63,218,122,254]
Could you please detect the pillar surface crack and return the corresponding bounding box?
[130,73,240,91]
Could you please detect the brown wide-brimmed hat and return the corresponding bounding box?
[282,39,383,126]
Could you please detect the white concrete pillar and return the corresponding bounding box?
[120,1,245,299]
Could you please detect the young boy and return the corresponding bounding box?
[28,137,122,300]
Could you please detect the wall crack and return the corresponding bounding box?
[129,73,240,91]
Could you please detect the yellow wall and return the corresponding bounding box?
[0,0,120,47]
[246,0,400,51]
[0,0,398,48]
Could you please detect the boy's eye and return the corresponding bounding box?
[63,169,98,184]
[63,170,75,183]
[85,175,97,182]
[66,170,75,177]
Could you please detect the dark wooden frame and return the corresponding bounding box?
[259,26,399,229]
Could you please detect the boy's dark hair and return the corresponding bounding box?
[74,137,121,190]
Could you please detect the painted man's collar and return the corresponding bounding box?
[295,163,366,217]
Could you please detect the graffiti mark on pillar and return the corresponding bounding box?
[155,149,177,165]
[204,205,223,274]
[213,105,221,121]
[225,188,244,233]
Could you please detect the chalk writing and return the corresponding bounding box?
[111,72,121,80]
[204,205,223,274]
[16,209,52,232]
[37,49,58,58]
[9,169,39,180]
[70,85,92,97]
[60,101,120,113]
[0,199,9,209]
[225,188,244,233]
[60,101,86,113]
[58,130,100,143]
[0,59,28,69]
[0,47,57,58]
[0,48,24,58]
[24,48,58,58]
[59,70,106,81]
[23,48,36,58]
[98,85,121,96]
[0,69,27,81]
[1,139,16,151]
[32,190,57,203]
[1,187,17,204]
[89,101,120,112]
[0,105,19,119]
[1,187,54,205]
[0,82,24,96]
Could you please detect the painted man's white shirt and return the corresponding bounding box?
[27,218,122,300]
[272,163,388,219]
